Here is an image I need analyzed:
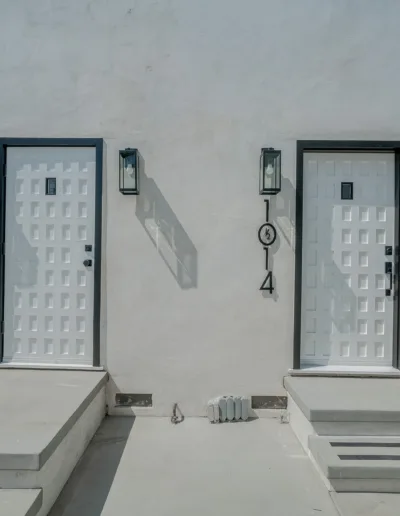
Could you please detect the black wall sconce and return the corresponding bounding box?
[119,148,139,195]
[260,148,281,195]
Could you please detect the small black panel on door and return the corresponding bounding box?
[45,178,57,195]
[341,182,353,200]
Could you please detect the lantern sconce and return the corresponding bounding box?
[119,148,139,195]
[260,148,281,195]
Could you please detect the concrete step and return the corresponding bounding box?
[310,435,400,492]
[0,489,42,516]
[0,370,107,471]
[284,376,400,422]
[0,370,108,516]
[313,421,400,437]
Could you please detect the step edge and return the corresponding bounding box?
[309,409,400,423]
[0,373,108,471]
[39,372,108,468]
[0,489,42,516]
[26,489,42,516]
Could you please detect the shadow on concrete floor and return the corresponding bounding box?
[49,417,135,516]
[50,417,338,516]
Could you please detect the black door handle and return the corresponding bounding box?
[386,262,393,296]
[83,259,92,267]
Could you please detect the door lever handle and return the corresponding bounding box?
[83,259,92,267]
[386,262,393,296]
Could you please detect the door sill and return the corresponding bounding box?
[0,363,105,372]
[289,365,400,377]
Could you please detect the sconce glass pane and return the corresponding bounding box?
[263,157,276,190]
[123,155,137,190]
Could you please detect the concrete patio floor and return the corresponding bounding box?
[49,416,339,516]
[331,493,398,516]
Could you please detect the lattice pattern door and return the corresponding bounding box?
[301,153,394,367]
[3,147,96,365]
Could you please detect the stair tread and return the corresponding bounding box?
[285,377,400,422]
[310,436,400,479]
[0,370,107,470]
[0,489,42,516]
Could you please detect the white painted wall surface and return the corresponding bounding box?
[1,1,400,415]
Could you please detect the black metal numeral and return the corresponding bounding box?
[260,271,274,293]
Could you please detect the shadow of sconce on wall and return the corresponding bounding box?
[118,148,198,290]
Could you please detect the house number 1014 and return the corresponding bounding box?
[258,200,275,293]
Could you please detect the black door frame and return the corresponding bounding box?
[294,140,400,370]
[0,138,103,367]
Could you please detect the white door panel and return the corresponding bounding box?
[3,147,96,365]
[301,153,395,367]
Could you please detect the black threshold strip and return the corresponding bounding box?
[339,455,400,461]
[331,442,400,448]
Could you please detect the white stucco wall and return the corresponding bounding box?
[1,0,400,415]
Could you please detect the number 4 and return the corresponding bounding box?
[260,271,274,293]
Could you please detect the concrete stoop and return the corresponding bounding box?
[284,376,400,493]
[310,435,400,493]
[0,370,108,516]
[0,489,42,516]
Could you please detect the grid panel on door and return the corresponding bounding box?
[3,147,96,365]
[301,153,394,367]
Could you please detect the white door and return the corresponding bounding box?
[301,153,395,368]
[3,147,96,366]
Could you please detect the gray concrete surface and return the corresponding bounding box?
[309,435,400,492]
[332,493,399,516]
[284,377,400,422]
[313,421,400,437]
[0,370,107,470]
[50,416,339,516]
[0,489,42,516]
